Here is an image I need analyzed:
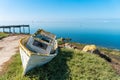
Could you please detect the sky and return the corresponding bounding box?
[0,0,120,23]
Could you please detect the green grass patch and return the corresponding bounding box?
[0,48,120,80]
[0,32,9,39]
[57,38,64,45]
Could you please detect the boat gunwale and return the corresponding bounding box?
[35,29,56,39]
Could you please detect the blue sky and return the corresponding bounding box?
[0,0,120,22]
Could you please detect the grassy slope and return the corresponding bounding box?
[0,48,120,80]
[0,32,9,39]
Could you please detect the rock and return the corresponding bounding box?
[82,45,100,54]
[93,49,101,54]
[82,45,97,53]
[82,45,111,62]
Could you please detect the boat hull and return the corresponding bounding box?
[19,37,58,75]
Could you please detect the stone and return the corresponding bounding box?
[82,45,101,54]
[82,45,111,62]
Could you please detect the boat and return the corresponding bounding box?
[19,29,58,75]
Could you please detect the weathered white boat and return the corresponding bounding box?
[19,29,58,75]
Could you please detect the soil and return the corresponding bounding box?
[0,34,28,73]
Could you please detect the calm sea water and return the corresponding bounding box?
[1,21,120,49]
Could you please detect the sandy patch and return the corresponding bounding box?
[0,34,28,72]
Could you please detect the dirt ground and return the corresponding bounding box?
[0,34,28,72]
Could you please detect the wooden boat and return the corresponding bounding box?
[19,29,58,75]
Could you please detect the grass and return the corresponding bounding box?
[0,48,120,80]
[0,32,9,39]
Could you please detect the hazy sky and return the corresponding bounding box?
[0,0,120,22]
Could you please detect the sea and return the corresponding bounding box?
[1,21,120,50]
